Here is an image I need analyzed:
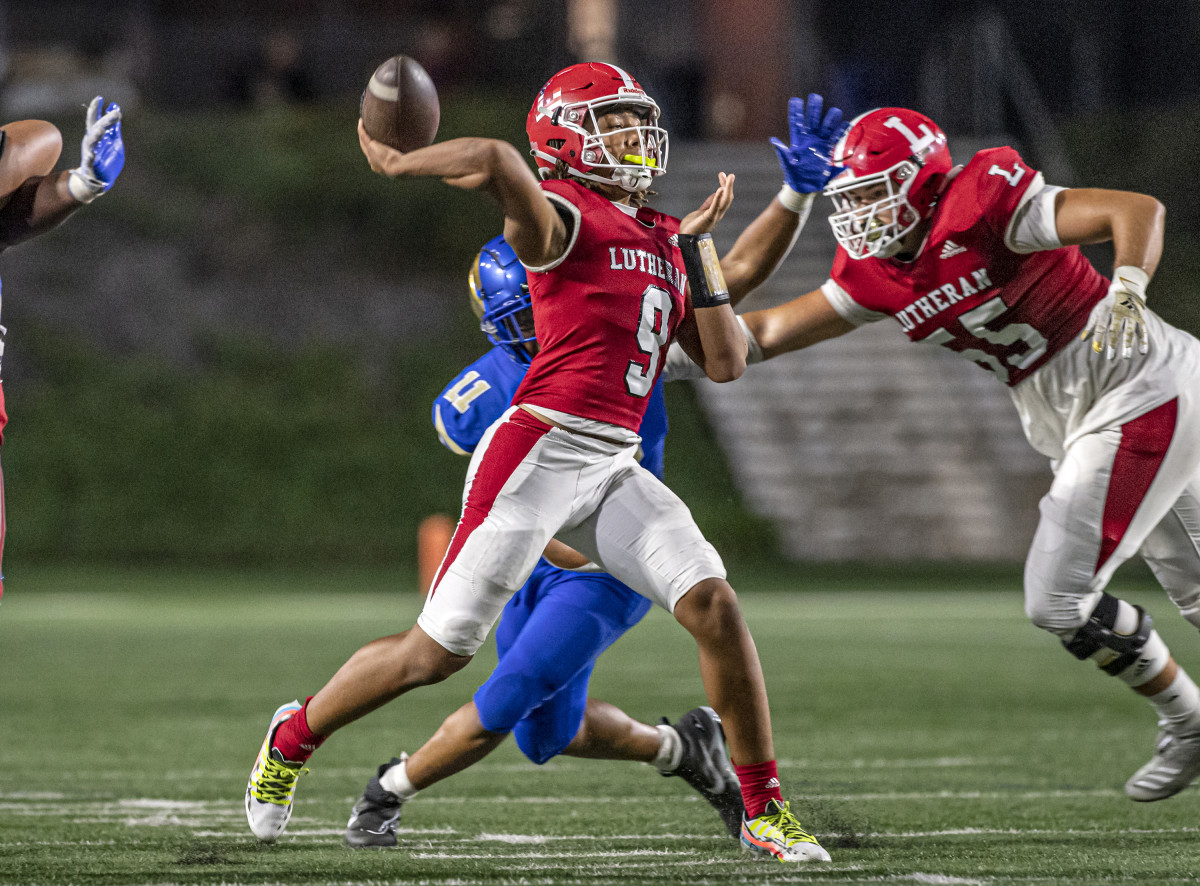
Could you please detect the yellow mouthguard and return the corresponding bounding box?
[622,155,658,168]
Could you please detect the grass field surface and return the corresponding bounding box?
[2,566,1200,884]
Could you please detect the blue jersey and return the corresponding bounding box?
[433,345,667,478]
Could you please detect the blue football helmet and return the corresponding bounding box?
[468,235,536,364]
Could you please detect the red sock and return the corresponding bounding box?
[734,759,784,819]
[270,698,328,763]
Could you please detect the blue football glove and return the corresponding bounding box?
[770,94,848,196]
[68,96,124,203]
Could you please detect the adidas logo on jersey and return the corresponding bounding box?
[939,240,966,259]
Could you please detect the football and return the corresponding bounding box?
[360,55,440,152]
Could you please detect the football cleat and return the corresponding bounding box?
[1125,729,1200,801]
[245,700,308,842]
[741,799,831,863]
[346,755,408,848]
[660,706,744,838]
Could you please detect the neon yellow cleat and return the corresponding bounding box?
[740,799,830,863]
[245,700,308,842]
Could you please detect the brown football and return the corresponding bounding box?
[360,55,440,152]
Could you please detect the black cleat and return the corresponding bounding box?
[661,706,745,838]
[346,756,407,848]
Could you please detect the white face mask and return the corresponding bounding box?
[825,161,921,260]
[566,101,669,193]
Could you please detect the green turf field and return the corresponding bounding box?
[2,565,1200,884]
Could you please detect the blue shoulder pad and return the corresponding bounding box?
[432,347,528,455]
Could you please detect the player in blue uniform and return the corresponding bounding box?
[344,235,744,847]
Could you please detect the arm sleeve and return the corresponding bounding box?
[1004,175,1065,254]
[821,278,888,326]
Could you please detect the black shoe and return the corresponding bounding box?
[346,756,407,848]
[661,706,745,838]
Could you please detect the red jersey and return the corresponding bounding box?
[512,179,689,431]
[825,147,1109,386]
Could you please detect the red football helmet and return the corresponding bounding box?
[824,108,952,259]
[526,62,668,193]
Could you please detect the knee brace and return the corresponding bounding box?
[1063,592,1168,686]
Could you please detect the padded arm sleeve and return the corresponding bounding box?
[1004,176,1065,254]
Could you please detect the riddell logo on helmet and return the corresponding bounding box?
[617,86,646,100]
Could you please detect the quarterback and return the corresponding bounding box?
[345,235,744,847]
[734,106,1200,801]
[0,98,124,601]
[245,65,843,862]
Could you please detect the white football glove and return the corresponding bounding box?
[1086,266,1150,359]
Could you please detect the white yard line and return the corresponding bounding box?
[4,818,1199,847]
[23,757,1016,782]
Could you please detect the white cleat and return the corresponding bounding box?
[245,700,307,841]
[1125,730,1200,801]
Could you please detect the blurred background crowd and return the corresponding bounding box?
[0,0,1196,577]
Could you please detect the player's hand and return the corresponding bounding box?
[68,96,123,203]
[679,172,734,236]
[770,94,847,195]
[1086,269,1151,359]
[358,118,399,174]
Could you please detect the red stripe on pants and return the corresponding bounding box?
[429,410,552,597]
[1096,398,1178,571]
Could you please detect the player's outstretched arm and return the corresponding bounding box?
[1054,188,1165,359]
[720,199,801,306]
[357,121,567,268]
[0,120,69,250]
[741,287,856,360]
[0,98,124,251]
[720,95,847,306]
[0,122,75,250]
